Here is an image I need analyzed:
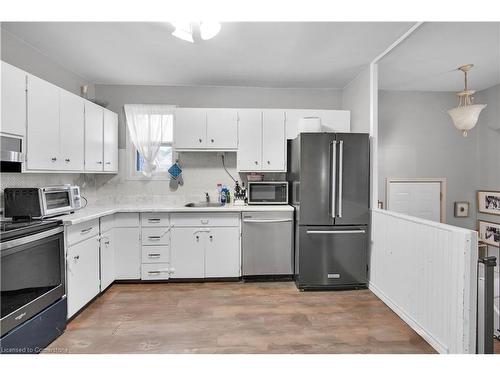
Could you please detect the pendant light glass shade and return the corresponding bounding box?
[447,64,486,137]
[447,104,487,137]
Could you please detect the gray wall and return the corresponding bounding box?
[0,26,95,97]
[378,90,480,229]
[379,86,500,231]
[95,84,343,149]
[342,66,371,133]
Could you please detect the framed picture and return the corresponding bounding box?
[477,191,500,216]
[478,220,500,247]
[454,201,469,217]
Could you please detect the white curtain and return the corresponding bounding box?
[124,104,174,177]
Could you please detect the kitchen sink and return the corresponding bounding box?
[184,202,224,208]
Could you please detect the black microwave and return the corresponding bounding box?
[247,182,289,205]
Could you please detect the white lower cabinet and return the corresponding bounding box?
[100,228,115,291]
[66,236,100,318]
[114,227,141,279]
[205,227,240,278]
[170,215,240,279]
[170,227,205,278]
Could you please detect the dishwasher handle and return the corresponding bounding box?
[243,218,293,223]
[307,229,366,234]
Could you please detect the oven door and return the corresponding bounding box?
[41,187,73,217]
[1,227,65,336]
[248,182,288,205]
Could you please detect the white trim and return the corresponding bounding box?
[385,177,447,223]
[371,22,424,64]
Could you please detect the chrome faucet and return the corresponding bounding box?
[205,192,210,203]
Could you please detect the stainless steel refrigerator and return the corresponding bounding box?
[288,132,370,290]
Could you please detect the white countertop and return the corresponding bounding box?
[61,204,294,225]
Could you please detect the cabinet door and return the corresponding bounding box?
[100,229,115,291]
[59,90,84,171]
[66,236,100,318]
[174,108,206,149]
[205,227,240,278]
[84,101,104,172]
[237,109,262,171]
[1,62,26,137]
[114,227,141,279]
[26,75,60,170]
[262,110,286,171]
[206,109,238,149]
[170,227,205,278]
[103,109,118,172]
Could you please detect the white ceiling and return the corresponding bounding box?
[1,22,414,89]
[379,22,500,92]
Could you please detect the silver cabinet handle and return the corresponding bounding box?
[105,161,111,165]
[243,218,293,223]
[211,139,214,143]
[209,235,213,241]
[97,161,103,164]
[74,255,80,260]
[267,160,270,164]
[255,161,258,165]
[200,219,209,224]
[306,229,366,234]
[148,218,161,223]
[80,227,93,234]
[147,236,161,241]
[338,140,343,218]
[51,157,57,161]
[198,138,202,143]
[148,253,162,258]
[330,141,337,218]
[65,158,70,162]
[148,271,161,275]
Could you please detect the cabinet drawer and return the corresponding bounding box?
[170,213,239,227]
[141,213,170,227]
[141,263,171,280]
[100,214,115,233]
[141,245,170,263]
[114,213,139,227]
[141,227,170,245]
[67,219,99,246]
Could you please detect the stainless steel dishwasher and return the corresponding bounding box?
[242,211,294,277]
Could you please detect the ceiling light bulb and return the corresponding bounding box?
[199,22,221,40]
[171,22,194,43]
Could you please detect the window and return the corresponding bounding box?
[126,107,174,180]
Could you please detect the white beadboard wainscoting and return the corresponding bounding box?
[369,209,478,354]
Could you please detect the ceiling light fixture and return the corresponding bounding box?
[170,22,221,43]
[171,22,194,43]
[447,64,486,137]
[199,22,222,40]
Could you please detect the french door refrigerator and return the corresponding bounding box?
[288,132,370,290]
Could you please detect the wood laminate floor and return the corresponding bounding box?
[45,282,435,354]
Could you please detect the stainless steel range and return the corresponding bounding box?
[0,217,67,353]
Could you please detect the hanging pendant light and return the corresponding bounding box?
[447,64,486,137]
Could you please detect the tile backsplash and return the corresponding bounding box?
[0,150,284,211]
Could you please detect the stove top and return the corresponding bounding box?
[0,218,62,243]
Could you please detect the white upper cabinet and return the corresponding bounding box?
[206,109,238,149]
[174,108,238,151]
[103,109,118,172]
[26,74,61,170]
[237,109,262,171]
[262,110,286,171]
[59,90,85,171]
[285,109,350,139]
[1,61,26,137]
[237,109,286,172]
[84,101,104,172]
[174,108,207,149]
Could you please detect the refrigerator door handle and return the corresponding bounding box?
[330,141,337,218]
[306,229,366,234]
[338,140,344,218]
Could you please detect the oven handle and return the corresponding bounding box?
[1,226,64,253]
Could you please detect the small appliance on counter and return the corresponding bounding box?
[0,135,23,173]
[247,181,288,205]
[4,185,82,220]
